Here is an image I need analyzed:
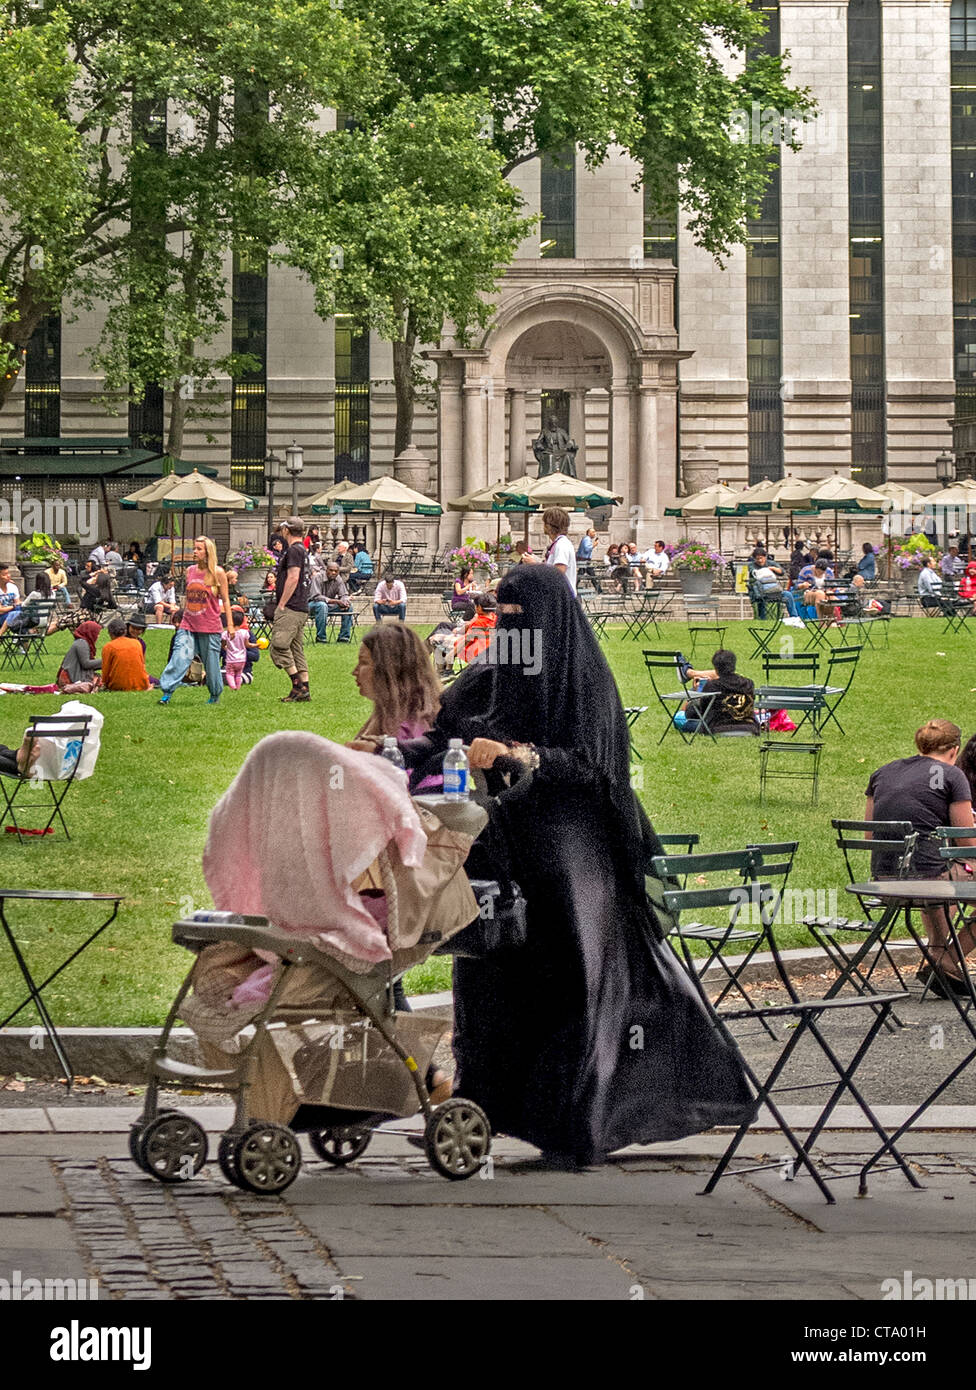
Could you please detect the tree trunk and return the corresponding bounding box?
[0,281,50,414]
[392,317,416,457]
[164,235,208,462]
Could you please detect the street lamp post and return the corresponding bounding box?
[285,441,304,514]
[935,448,956,551]
[264,450,281,538]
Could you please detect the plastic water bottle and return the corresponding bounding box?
[443,738,469,800]
[381,736,405,769]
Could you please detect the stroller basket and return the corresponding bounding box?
[270,1011,448,1116]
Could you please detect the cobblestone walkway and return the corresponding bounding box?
[56,1158,352,1300]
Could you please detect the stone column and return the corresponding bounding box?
[608,378,631,537]
[508,389,526,477]
[779,0,852,475]
[425,351,464,545]
[568,389,587,475]
[635,384,659,536]
[486,379,506,488]
[462,378,487,496]
[881,0,955,478]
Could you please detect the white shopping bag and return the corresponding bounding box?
[31,701,103,782]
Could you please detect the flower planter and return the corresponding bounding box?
[677,570,715,598]
[902,568,920,595]
[17,562,47,589]
[236,566,269,598]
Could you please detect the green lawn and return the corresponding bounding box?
[0,616,968,1026]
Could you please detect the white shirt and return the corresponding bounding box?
[89,546,106,566]
[148,580,175,606]
[375,579,406,604]
[645,549,670,573]
[0,581,19,609]
[546,535,578,594]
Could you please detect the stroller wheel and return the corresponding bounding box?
[138,1112,208,1184]
[128,1122,150,1173]
[423,1098,491,1181]
[229,1124,302,1194]
[217,1131,241,1185]
[308,1126,372,1166]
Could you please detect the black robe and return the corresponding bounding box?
[406,565,756,1162]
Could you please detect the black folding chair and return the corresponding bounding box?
[800,819,918,1015]
[0,598,57,671]
[939,593,976,634]
[642,650,719,744]
[623,705,648,760]
[647,858,916,1204]
[650,843,797,1034]
[747,592,787,660]
[758,738,823,803]
[813,646,861,735]
[761,652,819,685]
[657,832,701,854]
[0,714,93,842]
[622,590,669,641]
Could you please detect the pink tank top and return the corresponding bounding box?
[181,565,222,633]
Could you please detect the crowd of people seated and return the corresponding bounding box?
[747,542,886,624]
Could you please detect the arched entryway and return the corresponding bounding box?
[427,265,685,544]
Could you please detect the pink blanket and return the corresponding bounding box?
[203,732,428,968]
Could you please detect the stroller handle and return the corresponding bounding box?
[172,915,325,964]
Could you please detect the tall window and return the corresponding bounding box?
[334,316,370,483]
[746,3,783,483]
[24,314,61,439]
[540,147,575,258]
[231,87,268,492]
[848,0,886,484]
[643,176,678,264]
[129,97,167,453]
[952,1,976,419]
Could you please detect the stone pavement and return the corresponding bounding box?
[4,1107,976,1302]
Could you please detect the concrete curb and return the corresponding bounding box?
[0,945,919,1083]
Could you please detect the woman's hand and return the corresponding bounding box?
[347,736,383,753]
[468,738,510,769]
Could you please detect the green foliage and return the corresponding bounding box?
[343,0,816,258]
[0,0,384,439]
[16,531,61,564]
[287,93,533,449]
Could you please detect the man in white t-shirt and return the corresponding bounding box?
[542,507,577,595]
[644,540,671,575]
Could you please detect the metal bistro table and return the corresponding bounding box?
[846,880,976,1194]
[0,889,123,1089]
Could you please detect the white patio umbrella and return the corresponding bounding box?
[665,481,745,554]
[322,474,443,571]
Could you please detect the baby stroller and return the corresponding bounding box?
[129,745,497,1195]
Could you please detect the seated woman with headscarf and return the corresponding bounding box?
[400,564,757,1167]
[56,621,102,694]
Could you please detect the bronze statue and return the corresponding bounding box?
[532,415,579,478]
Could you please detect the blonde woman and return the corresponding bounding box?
[158,536,233,705]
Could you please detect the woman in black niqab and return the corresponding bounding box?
[409,564,755,1163]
